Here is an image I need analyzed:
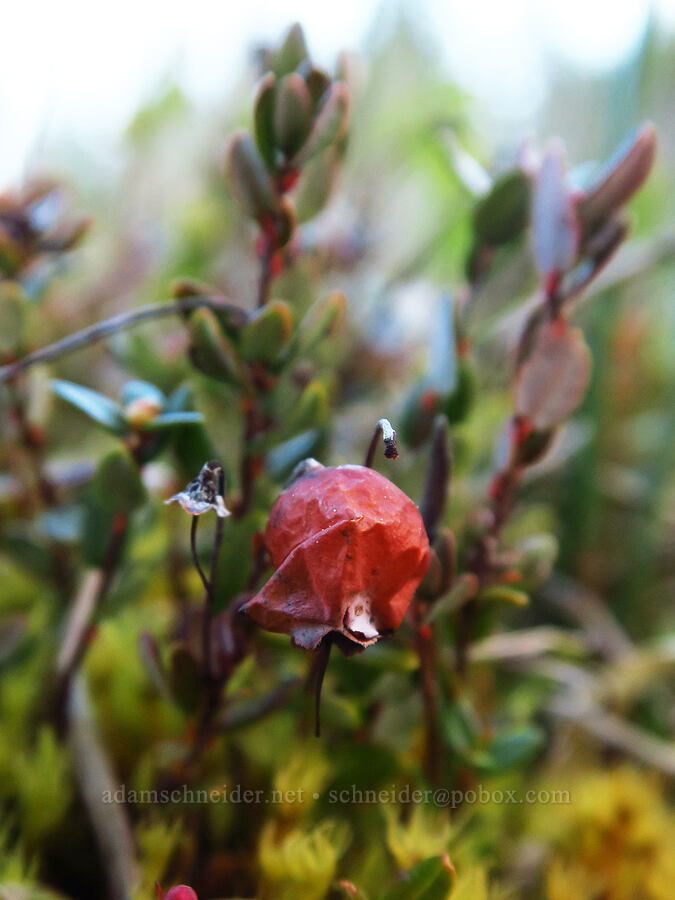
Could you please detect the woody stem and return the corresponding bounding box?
[202,513,225,680]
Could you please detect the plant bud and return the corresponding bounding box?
[124,396,162,428]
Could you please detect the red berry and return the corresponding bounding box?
[242,464,430,652]
[165,887,199,900]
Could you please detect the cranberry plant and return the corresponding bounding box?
[0,21,672,900]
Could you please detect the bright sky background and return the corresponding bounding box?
[1,0,673,182]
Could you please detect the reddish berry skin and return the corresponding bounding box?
[165,887,199,900]
[242,465,430,652]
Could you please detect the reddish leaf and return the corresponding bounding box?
[514,322,591,429]
[576,122,657,234]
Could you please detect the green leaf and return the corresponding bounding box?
[380,855,456,900]
[51,379,126,434]
[292,82,349,166]
[473,169,529,246]
[478,725,545,772]
[294,146,340,223]
[442,699,479,756]
[281,380,328,437]
[399,383,440,449]
[274,73,312,158]
[240,300,294,364]
[275,22,309,75]
[294,290,346,355]
[188,307,245,385]
[90,448,147,514]
[476,584,529,607]
[225,130,279,219]
[254,72,277,169]
[80,499,122,566]
[265,427,328,481]
[216,510,267,606]
[142,411,204,430]
[171,422,220,485]
[441,360,476,425]
[120,379,165,409]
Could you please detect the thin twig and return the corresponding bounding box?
[68,677,139,899]
[541,574,634,661]
[413,607,442,785]
[54,513,128,729]
[203,513,225,680]
[312,637,333,738]
[257,238,274,309]
[0,294,246,383]
[190,516,209,595]
[550,693,675,777]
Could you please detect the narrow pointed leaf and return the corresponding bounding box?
[473,169,529,246]
[577,122,657,234]
[294,146,340,222]
[51,379,126,434]
[188,308,245,385]
[275,22,309,75]
[254,72,277,169]
[225,130,279,219]
[143,411,204,430]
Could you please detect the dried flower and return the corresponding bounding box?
[164,461,230,518]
